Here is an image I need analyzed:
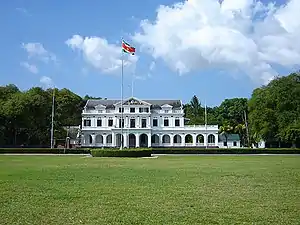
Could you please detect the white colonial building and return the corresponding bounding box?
[80,97,230,148]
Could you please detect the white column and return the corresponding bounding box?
[148,116,151,128]
[192,134,196,146]
[148,133,151,147]
[215,134,218,146]
[180,118,184,127]
[136,133,140,147]
[124,133,128,148]
[103,134,107,146]
[181,134,185,146]
[204,133,207,147]
[112,133,115,147]
[126,117,129,128]
[91,134,96,146]
[159,134,163,146]
[170,134,174,146]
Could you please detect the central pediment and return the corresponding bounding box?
[114,97,151,106]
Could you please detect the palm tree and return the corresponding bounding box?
[234,123,246,146]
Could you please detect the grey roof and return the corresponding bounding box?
[218,134,240,141]
[85,98,182,109]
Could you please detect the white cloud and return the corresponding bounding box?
[149,61,156,71]
[20,62,38,74]
[22,42,57,63]
[133,0,300,84]
[16,7,30,16]
[65,35,138,74]
[40,76,54,88]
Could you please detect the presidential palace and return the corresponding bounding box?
[80,97,241,148]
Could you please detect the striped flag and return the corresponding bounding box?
[122,40,135,55]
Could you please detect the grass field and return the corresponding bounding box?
[0,155,299,225]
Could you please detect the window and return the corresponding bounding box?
[98,110,103,113]
[130,119,135,128]
[139,108,149,113]
[108,119,113,127]
[233,141,237,146]
[84,119,91,126]
[119,119,124,128]
[224,141,227,146]
[175,119,180,127]
[142,119,147,128]
[130,108,135,113]
[119,107,124,113]
[164,118,169,126]
[153,119,158,127]
[97,119,102,127]
[164,110,169,113]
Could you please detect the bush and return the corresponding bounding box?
[151,148,300,154]
[0,148,90,154]
[91,148,152,157]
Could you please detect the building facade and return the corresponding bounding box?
[80,97,224,148]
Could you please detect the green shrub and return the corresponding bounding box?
[0,148,90,154]
[91,148,152,157]
[151,148,300,154]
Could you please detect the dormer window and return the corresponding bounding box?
[119,108,124,113]
[164,110,169,113]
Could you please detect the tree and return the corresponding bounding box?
[234,123,247,146]
[219,124,234,147]
[248,72,300,147]
[217,98,248,126]
[184,95,205,124]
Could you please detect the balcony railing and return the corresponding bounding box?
[184,125,218,129]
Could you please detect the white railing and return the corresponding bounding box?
[161,143,172,147]
[185,125,218,129]
[196,143,204,146]
[173,143,182,146]
[185,143,193,146]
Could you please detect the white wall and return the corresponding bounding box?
[218,140,240,148]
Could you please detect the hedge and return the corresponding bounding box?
[0,148,90,154]
[151,148,300,154]
[91,149,152,157]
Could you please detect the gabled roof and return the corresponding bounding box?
[218,134,240,141]
[84,97,182,109]
[161,104,173,108]
[114,97,151,106]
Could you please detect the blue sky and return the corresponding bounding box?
[0,0,299,106]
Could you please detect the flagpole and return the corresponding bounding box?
[205,99,207,149]
[120,39,124,150]
[50,87,55,149]
[131,74,134,97]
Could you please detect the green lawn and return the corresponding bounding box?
[0,155,299,225]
